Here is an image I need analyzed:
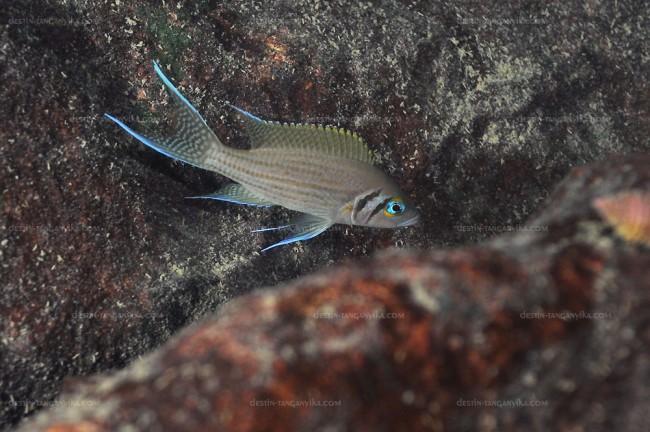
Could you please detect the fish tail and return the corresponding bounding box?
[104,61,224,169]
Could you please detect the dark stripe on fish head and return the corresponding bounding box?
[351,189,385,225]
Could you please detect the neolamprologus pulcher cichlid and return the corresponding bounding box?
[105,61,420,251]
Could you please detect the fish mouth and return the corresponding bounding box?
[399,214,421,227]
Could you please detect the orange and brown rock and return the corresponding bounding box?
[14,155,650,431]
[594,191,650,246]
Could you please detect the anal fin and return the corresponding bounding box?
[257,214,334,252]
[187,183,274,207]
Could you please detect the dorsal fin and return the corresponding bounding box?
[229,105,374,164]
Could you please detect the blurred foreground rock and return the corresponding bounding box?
[15,155,650,431]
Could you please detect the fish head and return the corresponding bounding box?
[347,182,420,229]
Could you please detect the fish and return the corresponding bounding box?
[105,61,420,251]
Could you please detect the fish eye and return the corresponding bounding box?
[384,199,406,217]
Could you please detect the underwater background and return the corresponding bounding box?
[1,0,649,430]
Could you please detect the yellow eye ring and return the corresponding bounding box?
[384,198,405,217]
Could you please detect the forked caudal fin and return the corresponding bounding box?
[104,61,224,169]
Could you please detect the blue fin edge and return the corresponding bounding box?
[259,223,332,252]
[103,113,199,168]
[152,60,204,120]
[186,195,273,207]
[228,104,263,122]
[251,225,293,233]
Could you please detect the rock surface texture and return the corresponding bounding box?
[14,155,650,431]
[1,0,648,430]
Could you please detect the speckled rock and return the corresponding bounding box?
[12,155,650,431]
[1,0,648,429]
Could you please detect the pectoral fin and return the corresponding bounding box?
[187,183,274,207]
[256,214,334,252]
